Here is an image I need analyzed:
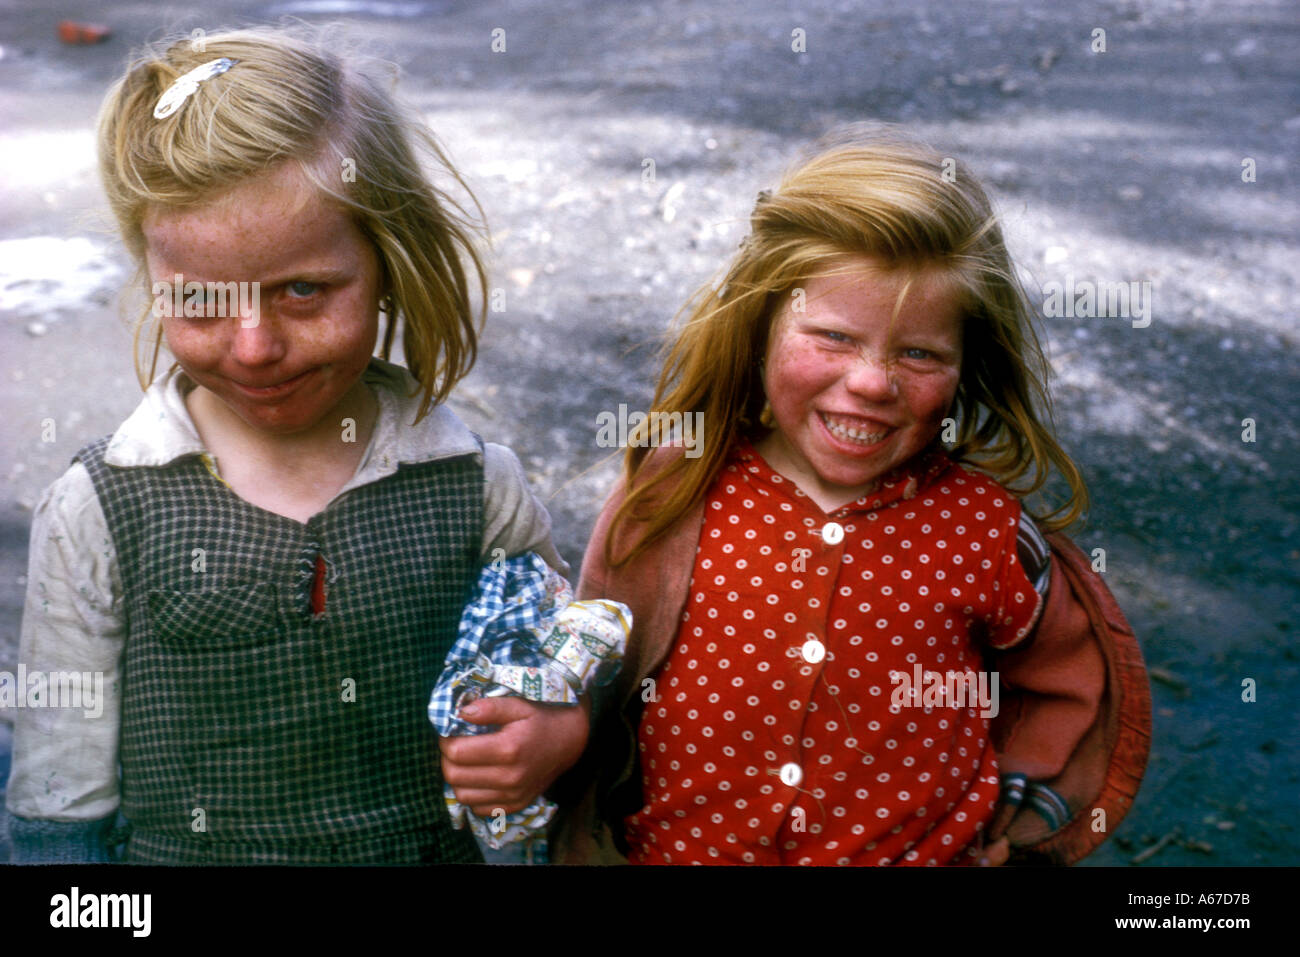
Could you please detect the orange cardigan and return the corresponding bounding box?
[550,447,1151,865]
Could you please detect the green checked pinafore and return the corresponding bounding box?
[76,434,484,864]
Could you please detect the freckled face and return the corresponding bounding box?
[755,257,964,508]
[142,163,382,437]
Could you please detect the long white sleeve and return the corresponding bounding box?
[481,442,569,577]
[5,462,124,822]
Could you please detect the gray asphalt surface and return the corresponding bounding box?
[0,0,1297,866]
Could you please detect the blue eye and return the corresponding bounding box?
[287,281,320,298]
[822,330,851,343]
[903,347,933,360]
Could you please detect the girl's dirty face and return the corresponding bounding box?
[755,256,964,509]
[143,163,382,437]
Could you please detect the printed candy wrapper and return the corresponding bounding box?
[444,790,555,849]
[429,552,630,850]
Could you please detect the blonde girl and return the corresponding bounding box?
[6,26,587,864]
[555,127,1147,866]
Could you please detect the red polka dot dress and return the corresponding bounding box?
[625,441,1043,865]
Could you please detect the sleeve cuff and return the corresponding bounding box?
[5,810,117,863]
[999,773,1071,832]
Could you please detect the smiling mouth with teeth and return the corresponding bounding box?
[820,412,890,445]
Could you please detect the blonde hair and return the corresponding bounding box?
[610,125,1087,566]
[97,24,486,420]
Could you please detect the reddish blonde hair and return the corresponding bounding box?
[609,126,1087,566]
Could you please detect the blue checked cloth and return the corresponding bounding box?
[429,552,629,849]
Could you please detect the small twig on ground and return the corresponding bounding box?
[1132,828,1181,865]
[1149,666,1188,691]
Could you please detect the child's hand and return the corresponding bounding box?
[439,696,590,816]
[977,837,1011,866]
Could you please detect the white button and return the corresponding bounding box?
[779,763,803,787]
[801,639,826,664]
[821,521,844,545]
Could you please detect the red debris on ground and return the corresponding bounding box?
[57,21,111,45]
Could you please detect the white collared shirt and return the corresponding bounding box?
[5,358,565,822]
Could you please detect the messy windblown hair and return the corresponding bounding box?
[97,23,486,421]
[608,125,1087,566]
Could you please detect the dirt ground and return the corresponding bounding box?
[0,0,1296,866]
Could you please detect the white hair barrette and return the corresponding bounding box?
[153,57,239,120]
